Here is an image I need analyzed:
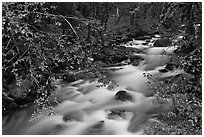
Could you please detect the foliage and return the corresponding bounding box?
[144,2,202,135]
[2,2,92,113]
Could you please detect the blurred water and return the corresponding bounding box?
[2,36,183,135]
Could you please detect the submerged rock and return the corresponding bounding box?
[153,38,172,47]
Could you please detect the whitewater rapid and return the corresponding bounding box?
[2,36,184,135]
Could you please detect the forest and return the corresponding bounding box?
[2,2,202,135]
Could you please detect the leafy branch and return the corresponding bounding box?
[13,9,82,38]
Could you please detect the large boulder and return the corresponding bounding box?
[153,38,172,47]
[115,90,133,102]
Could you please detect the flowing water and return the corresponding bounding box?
[2,35,185,135]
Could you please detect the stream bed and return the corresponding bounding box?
[2,35,193,135]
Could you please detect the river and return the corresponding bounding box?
[2,35,186,135]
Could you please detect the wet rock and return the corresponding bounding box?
[142,42,149,45]
[62,72,77,82]
[145,39,152,43]
[115,90,133,102]
[90,120,104,129]
[159,69,169,73]
[131,60,140,66]
[107,110,126,120]
[165,63,179,71]
[153,38,172,47]
[62,114,72,122]
[84,120,105,135]
[93,61,107,67]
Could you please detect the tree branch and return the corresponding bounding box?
[14,10,83,38]
[182,48,199,59]
[60,15,79,39]
[5,38,12,49]
[114,10,124,25]
[5,44,16,56]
